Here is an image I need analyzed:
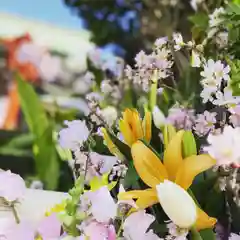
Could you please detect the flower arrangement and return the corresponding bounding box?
[3,1,240,239]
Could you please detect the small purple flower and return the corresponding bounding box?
[58,120,89,150]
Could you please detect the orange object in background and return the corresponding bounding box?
[0,34,40,130]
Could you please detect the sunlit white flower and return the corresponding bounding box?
[200,59,230,103]
[200,86,215,103]
[213,87,240,106]
[200,59,230,86]
[204,125,240,166]
[209,7,225,28]
[173,33,184,51]
[156,180,197,228]
[59,120,89,150]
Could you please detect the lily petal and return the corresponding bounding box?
[175,154,216,190]
[118,189,158,209]
[101,128,125,161]
[119,119,135,146]
[131,141,168,188]
[163,130,184,181]
[142,109,152,143]
[195,206,217,230]
[129,109,144,141]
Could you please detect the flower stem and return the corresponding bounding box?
[149,79,158,112]
[11,204,20,224]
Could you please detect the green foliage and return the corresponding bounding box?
[124,162,139,188]
[182,131,197,158]
[189,12,209,41]
[16,76,60,190]
[228,59,240,95]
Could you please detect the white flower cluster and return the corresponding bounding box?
[125,37,173,92]
[199,59,240,105]
[209,7,225,28]
[207,7,228,49]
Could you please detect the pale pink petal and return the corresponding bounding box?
[37,213,61,238]
[123,210,159,240]
[0,170,26,202]
[88,186,117,223]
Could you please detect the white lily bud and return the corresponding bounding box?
[156,180,197,228]
[152,106,166,129]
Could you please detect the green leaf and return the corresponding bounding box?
[189,13,209,29]
[34,125,59,190]
[16,75,48,137]
[226,3,240,16]
[17,75,59,189]
[0,147,32,157]
[124,162,139,188]
[107,130,132,162]
[182,131,197,158]
[191,227,203,240]
[5,133,34,148]
[199,228,216,240]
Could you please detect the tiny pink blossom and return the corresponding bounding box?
[0,170,26,202]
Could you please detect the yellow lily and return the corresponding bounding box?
[118,130,217,230]
[119,108,152,146]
